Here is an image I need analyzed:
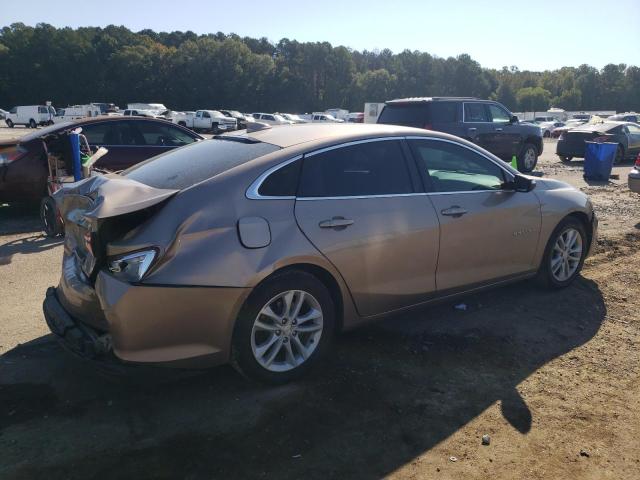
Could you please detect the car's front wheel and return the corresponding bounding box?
[29,119,37,128]
[537,217,587,288]
[232,271,335,383]
[519,143,538,172]
[5,119,13,128]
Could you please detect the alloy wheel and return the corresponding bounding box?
[550,227,583,282]
[251,290,323,372]
[523,147,537,171]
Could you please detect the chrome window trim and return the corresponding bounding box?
[245,135,517,201]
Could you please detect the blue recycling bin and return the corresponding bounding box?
[583,141,617,181]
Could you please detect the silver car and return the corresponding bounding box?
[43,124,597,383]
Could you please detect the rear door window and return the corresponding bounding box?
[299,140,413,197]
[464,103,490,122]
[258,160,302,197]
[430,102,458,123]
[377,104,428,128]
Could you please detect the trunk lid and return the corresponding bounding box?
[54,174,178,279]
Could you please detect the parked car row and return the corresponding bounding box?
[556,121,640,163]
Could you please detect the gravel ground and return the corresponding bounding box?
[0,133,639,479]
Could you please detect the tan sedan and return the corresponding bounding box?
[44,123,597,383]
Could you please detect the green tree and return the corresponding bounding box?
[516,86,551,112]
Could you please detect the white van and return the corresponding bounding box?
[53,105,102,123]
[5,105,56,128]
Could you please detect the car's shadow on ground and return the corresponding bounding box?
[0,234,63,265]
[0,203,42,235]
[0,276,605,480]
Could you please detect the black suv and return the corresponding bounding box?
[377,97,543,172]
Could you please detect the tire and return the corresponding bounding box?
[537,217,587,289]
[231,271,336,384]
[543,130,550,138]
[559,156,573,162]
[5,119,13,128]
[614,145,624,165]
[40,196,64,237]
[29,119,37,129]
[211,122,219,133]
[518,143,538,173]
[178,121,186,127]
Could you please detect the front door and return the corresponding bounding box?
[294,138,440,317]
[408,138,541,291]
[462,102,494,151]
[486,103,522,159]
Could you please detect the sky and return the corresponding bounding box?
[3,0,639,71]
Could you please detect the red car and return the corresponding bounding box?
[0,116,202,203]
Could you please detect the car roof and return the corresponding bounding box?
[386,96,478,104]
[227,123,447,149]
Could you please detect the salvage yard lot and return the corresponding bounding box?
[1,130,639,479]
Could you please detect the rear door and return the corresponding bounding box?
[81,121,149,171]
[408,138,541,291]
[462,102,494,151]
[294,138,440,317]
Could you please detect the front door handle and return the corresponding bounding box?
[319,217,354,229]
[440,206,468,218]
[495,127,503,131]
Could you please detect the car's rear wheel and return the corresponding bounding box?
[231,271,335,384]
[29,119,37,129]
[537,217,587,289]
[5,119,13,128]
[543,130,550,138]
[518,143,538,172]
[40,196,64,237]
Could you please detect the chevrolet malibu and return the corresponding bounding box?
[43,123,597,383]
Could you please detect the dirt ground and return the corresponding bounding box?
[1,133,639,479]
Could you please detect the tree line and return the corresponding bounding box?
[0,23,638,114]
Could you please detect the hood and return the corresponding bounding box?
[54,174,178,225]
[531,177,575,191]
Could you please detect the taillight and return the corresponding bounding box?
[0,145,27,165]
[423,123,433,130]
[635,153,640,167]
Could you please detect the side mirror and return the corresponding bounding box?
[503,175,535,192]
[510,115,519,124]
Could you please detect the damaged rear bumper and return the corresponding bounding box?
[43,286,113,360]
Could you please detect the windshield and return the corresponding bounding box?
[123,138,280,190]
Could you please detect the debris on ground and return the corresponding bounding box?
[449,456,458,462]
[580,449,590,457]
[482,434,491,445]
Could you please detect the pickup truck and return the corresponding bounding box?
[191,110,237,133]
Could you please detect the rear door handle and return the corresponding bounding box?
[319,217,354,229]
[468,127,477,131]
[495,127,503,131]
[440,206,468,218]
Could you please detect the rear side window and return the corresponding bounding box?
[299,140,413,197]
[136,121,197,147]
[258,160,302,197]
[38,106,48,113]
[377,104,428,128]
[123,139,280,190]
[430,102,458,123]
[464,103,490,122]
